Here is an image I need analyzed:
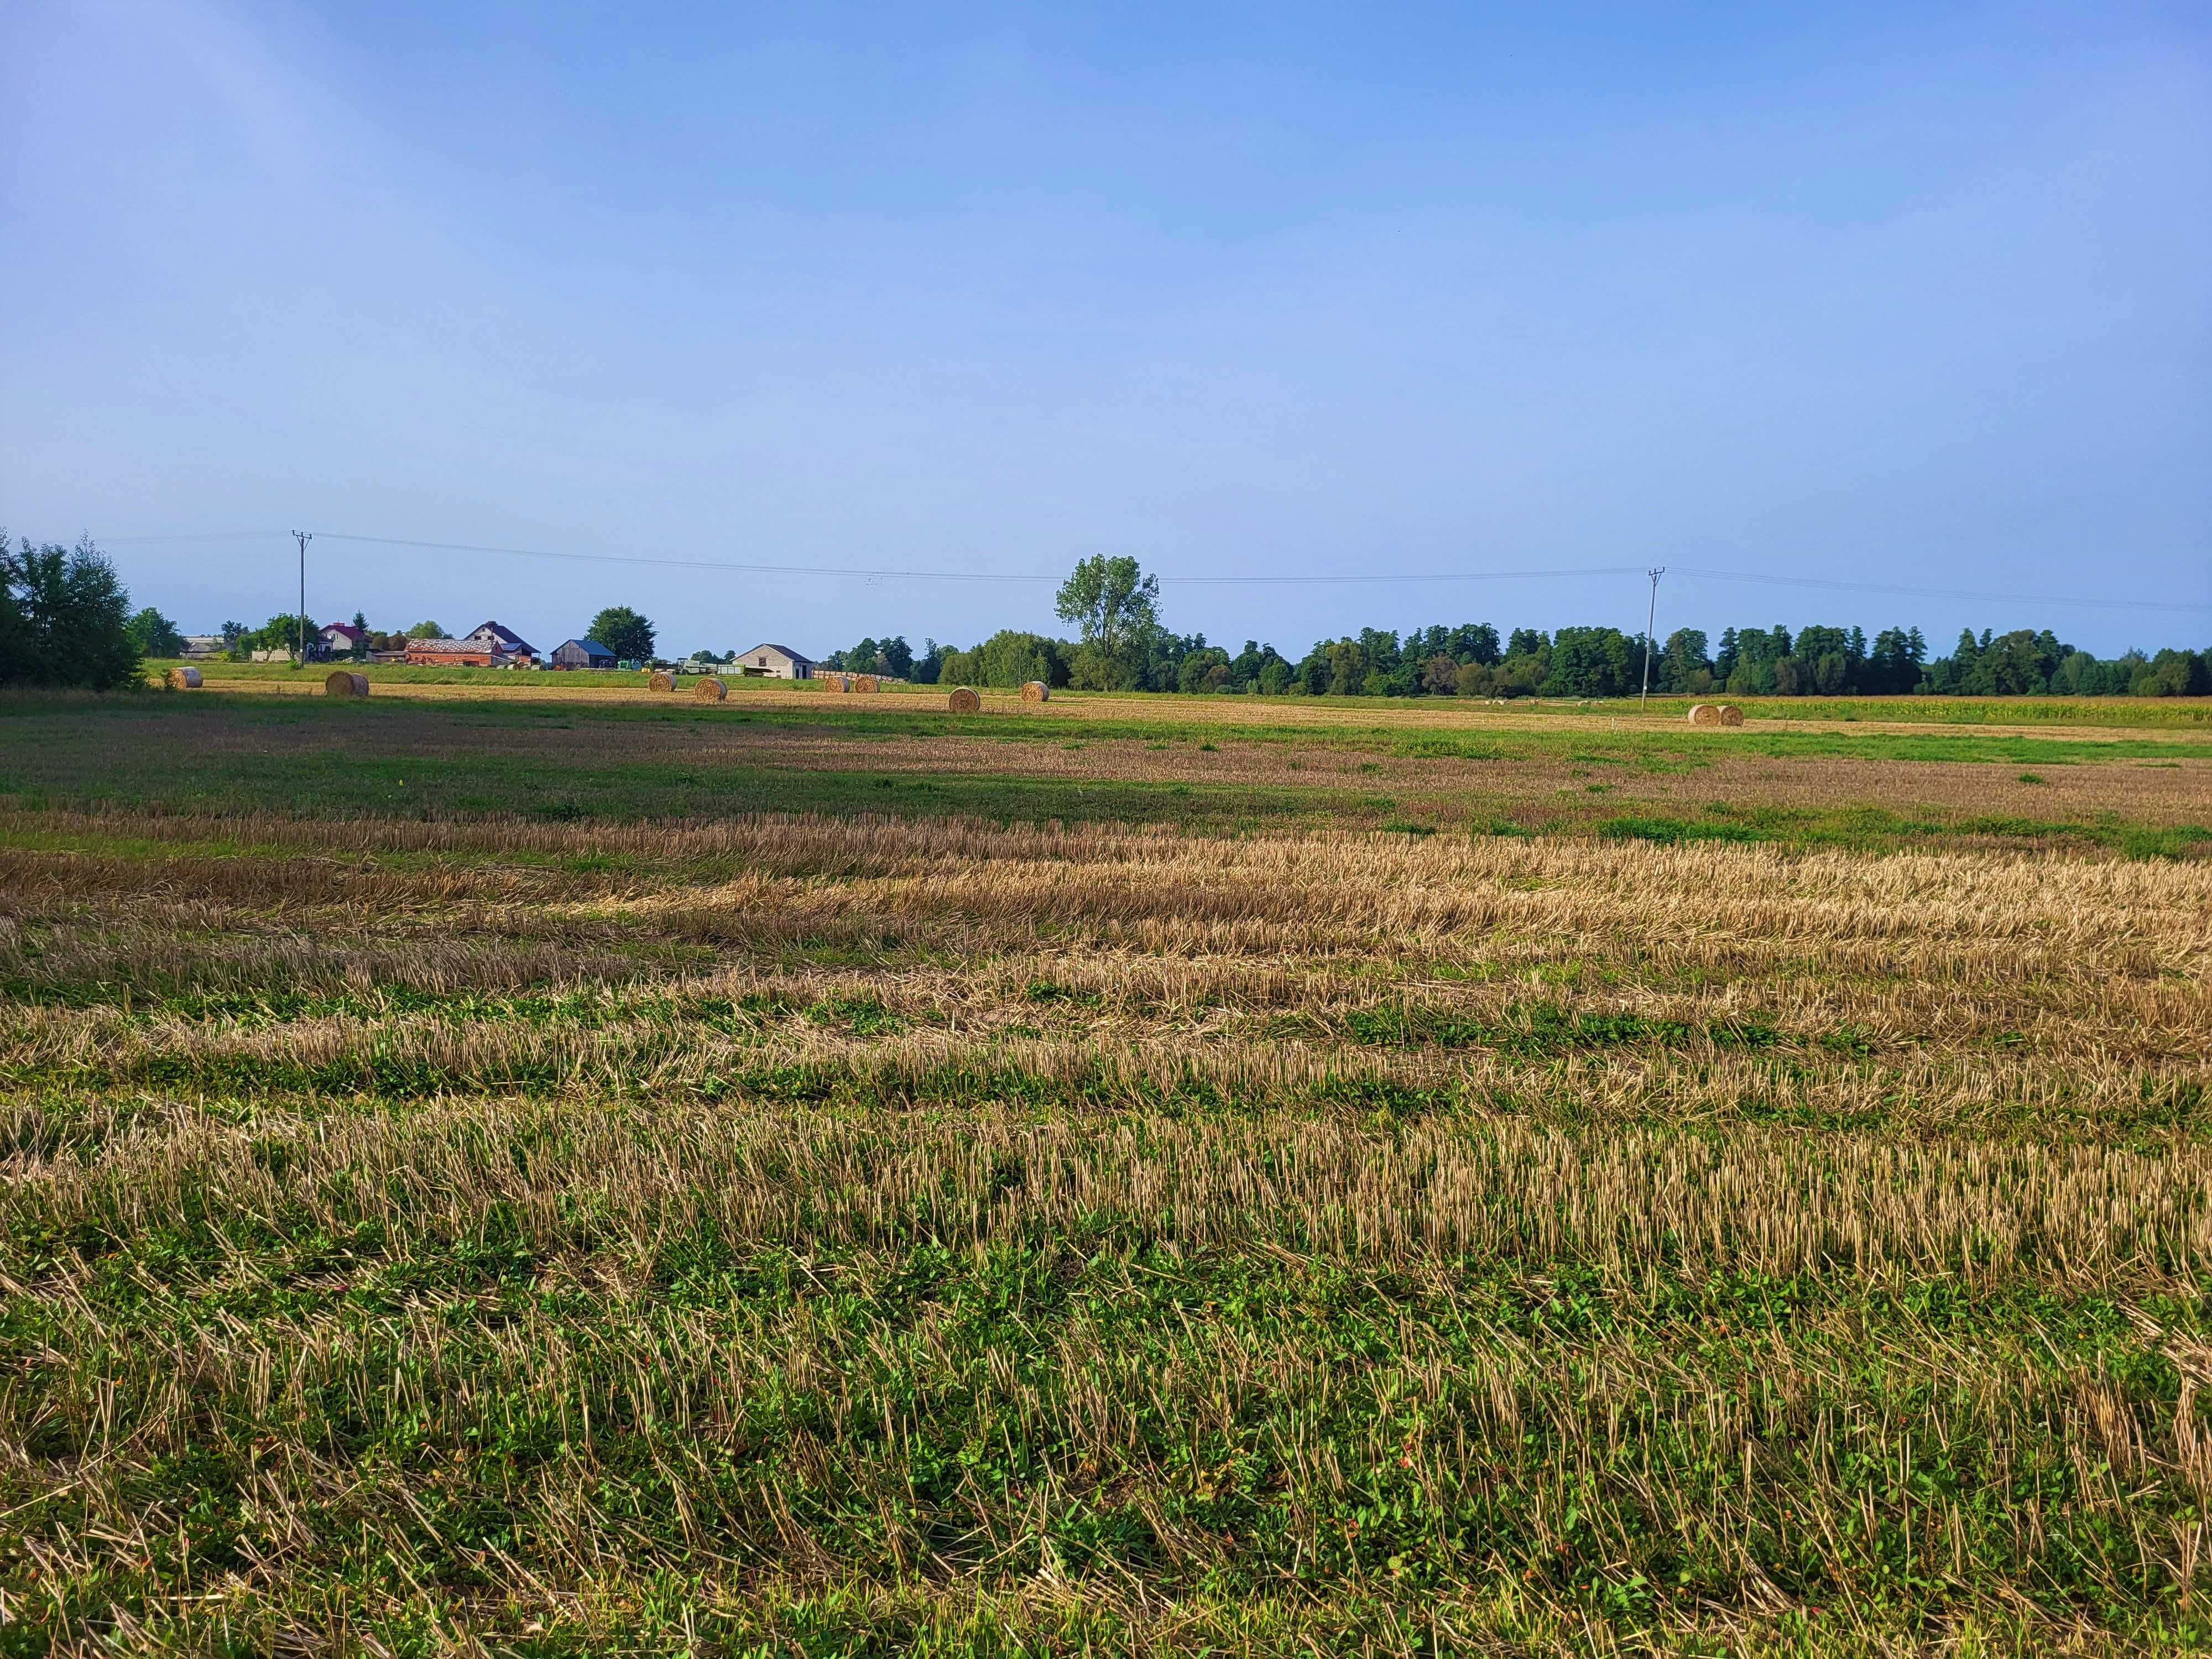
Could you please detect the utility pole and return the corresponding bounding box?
[294,531,312,662]
[1639,567,1665,709]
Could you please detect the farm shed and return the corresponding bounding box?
[735,643,815,680]
[551,638,617,670]
[405,620,541,667]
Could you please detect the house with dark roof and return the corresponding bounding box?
[551,638,616,670]
[735,643,815,680]
[460,620,539,661]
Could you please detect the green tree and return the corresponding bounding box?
[239,614,307,655]
[1055,556,1159,690]
[587,607,656,662]
[125,607,185,658]
[1865,627,1926,694]
[2133,648,2210,697]
[0,536,143,690]
[1176,644,1232,692]
[1541,627,1637,697]
[939,631,1070,689]
[1656,628,1711,693]
[407,621,447,640]
[1454,660,1496,697]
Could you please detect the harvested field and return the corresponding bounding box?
[4,687,2212,1653]
[7,689,2210,854]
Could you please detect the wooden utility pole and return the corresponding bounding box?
[1640,567,1665,708]
[294,531,312,661]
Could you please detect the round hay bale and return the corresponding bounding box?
[828,674,853,693]
[324,670,369,698]
[1020,680,1049,703]
[649,670,675,693]
[166,666,202,690]
[1686,703,1721,726]
[693,676,727,702]
[947,686,982,714]
[1717,703,1745,726]
[852,674,879,693]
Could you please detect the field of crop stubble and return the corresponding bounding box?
[3,680,2211,1655]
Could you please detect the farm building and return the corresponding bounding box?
[461,620,539,662]
[735,643,815,680]
[180,635,226,658]
[551,638,616,670]
[405,620,540,667]
[319,622,366,657]
[404,638,494,666]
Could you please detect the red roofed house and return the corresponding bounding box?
[319,622,366,658]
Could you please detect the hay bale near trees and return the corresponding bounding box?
[324,671,369,698]
[1717,704,1745,726]
[1687,703,1721,726]
[947,686,982,713]
[1020,680,1050,703]
[852,675,879,693]
[827,674,853,693]
[165,666,202,690]
[649,670,675,693]
[693,676,727,702]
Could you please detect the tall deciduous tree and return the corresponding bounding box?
[1055,556,1159,689]
[0,536,143,690]
[587,606,656,662]
[125,607,185,658]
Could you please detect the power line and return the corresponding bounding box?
[87,528,2212,613]
[314,533,1056,582]
[100,531,290,544]
[307,533,1650,587]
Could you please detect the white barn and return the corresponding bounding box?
[735,643,815,680]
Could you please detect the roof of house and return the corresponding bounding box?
[465,620,537,652]
[557,638,613,655]
[742,643,814,663]
[321,622,366,643]
[404,637,475,653]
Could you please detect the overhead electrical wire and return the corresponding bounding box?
[87,528,2211,613]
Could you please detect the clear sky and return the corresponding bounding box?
[3,1,2207,658]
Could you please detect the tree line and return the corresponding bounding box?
[836,558,2206,700]
[8,540,2208,698]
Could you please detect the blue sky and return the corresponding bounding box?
[3,1,2207,658]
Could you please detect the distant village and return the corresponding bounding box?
[187,621,823,680]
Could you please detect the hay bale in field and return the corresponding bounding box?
[1020,680,1049,703]
[827,674,853,692]
[1717,703,1745,726]
[166,666,202,690]
[852,674,879,693]
[693,676,727,702]
[1687,703,1721,726]
[324,670,369,698]
[947,686,982,714]
[649,670,675,692]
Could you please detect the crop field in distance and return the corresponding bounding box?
[3,673,2211,1655]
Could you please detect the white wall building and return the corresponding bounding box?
[735,643,815,680]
